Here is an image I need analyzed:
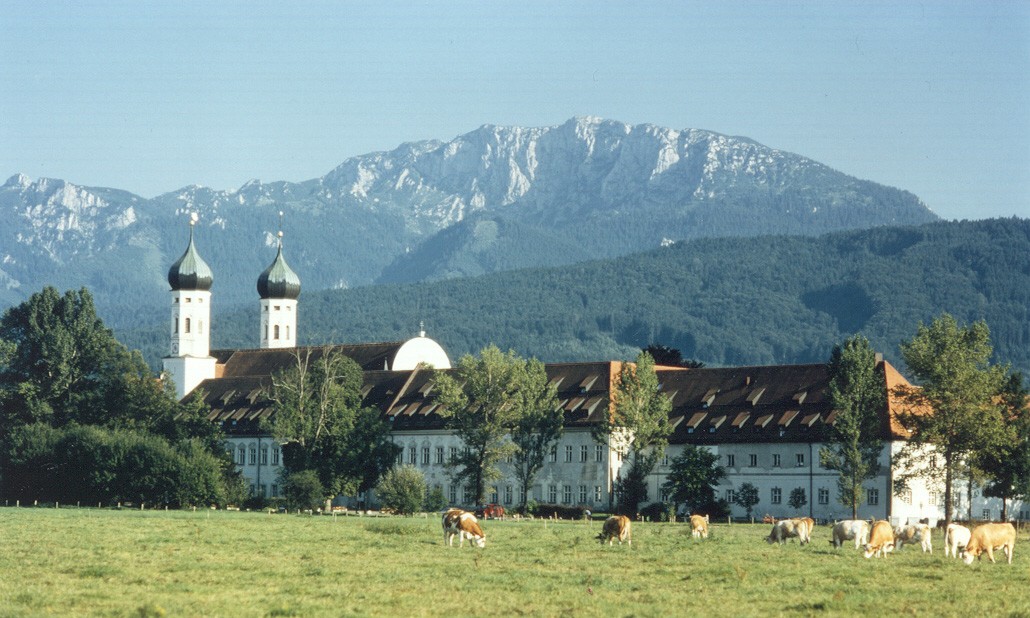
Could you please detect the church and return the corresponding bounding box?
[162,220,1026,524]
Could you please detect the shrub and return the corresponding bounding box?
[282,470,325,511]
[375,466,426,515]
[424,485,447,512]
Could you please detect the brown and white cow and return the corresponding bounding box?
[442,508,486,548]
[690,514,710,539]
[893,523,933,553]
[598,515,632,546]
[830,519,870,550]
[944,523,972,559]
[962,522,1016,565]
[766,518,811,545]
[863,520,895,558]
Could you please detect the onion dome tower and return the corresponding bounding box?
[163,213,217,399]
[258,212,301,349]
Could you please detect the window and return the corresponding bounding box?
[581,445,589,462]
[549,446,557,463]
[259,484,267,498]
[271,484,279,497]
[491,487,499,503]
[563,485,572,504]
[662,454,669,466]
[595,445,604,462]
[548,485,558,503]
[422,447,430,465]
[249,484,256,496]
[982,509,991,520]
[818,488,829,505]
[726,489,736,503]
[565,445,574,463]
[772,454,781,467]
[436,447,444,464]
[273,324,280,340]
[184,317,191,333]
[796,453,805,467]
[463,487,471,504]
[594,486,603,503]
[249,447,257,466]
[771,487,782,505]
[579,485,588,504]
[726,454,735,467]
[236,446,245,465]
[396,450,404,466]
[867,488,879,506]
[504,486,513,505]
[660,488,670,502]
[749,454,757,467]
[450,447,458,463]
[900,489,912,504]
[449,485,457,504]
[929,492,937,506]
[519,486,527,505]
[272,448,280,466]
[408,446,417,465]
[260,446,268,466]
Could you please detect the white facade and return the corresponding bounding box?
[260,298,298,349]
[163,289,216,400]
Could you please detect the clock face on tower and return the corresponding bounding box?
[171,342,179,355]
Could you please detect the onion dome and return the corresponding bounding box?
[257,241,301,300]
[168,221,213,291]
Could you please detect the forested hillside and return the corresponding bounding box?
[121,218,1029,377]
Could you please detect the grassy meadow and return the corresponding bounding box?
[1,508,1028,617]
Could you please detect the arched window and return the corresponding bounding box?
[184,317,191,334]
[274,324,280,340]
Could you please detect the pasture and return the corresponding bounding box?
[1,508,1028,617]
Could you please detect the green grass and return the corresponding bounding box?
[1,508,1029,617]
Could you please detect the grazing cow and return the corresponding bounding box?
[962,523,1016,565]
[830,520,870,550]
[863,520,895,558]
[762,514,777,524]
[893,523,933,553]
[690,514,710,539]
[598,515,632,546]
[766,518,811,545]
[442,508,486,548]
[944,523,972,559]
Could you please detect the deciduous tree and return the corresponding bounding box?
[661,444,725,516]
[594,352,672,514]
[509,358,562,512]
[818,335,885,519]
[894,314,1007,530]
[733,482,760,519]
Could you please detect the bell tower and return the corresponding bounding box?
[257,212,301,349]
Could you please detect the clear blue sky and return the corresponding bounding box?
[2,1,1027,220]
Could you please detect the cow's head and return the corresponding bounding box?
[961,548,978,565]
[473,535,486,549]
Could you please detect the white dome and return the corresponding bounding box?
[392,335,451,370]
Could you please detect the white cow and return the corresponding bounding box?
[830,520,869,549]
[893,523,933,553]
[944,523,972,559]
[766,518,811,545]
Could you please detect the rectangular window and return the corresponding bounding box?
[581,445,589,463]
[726,489,736,503]
[491,487,499,503]
[259,484,267,498]
[900,489,912,504]
[749,454,757,467]
[565,445,574,463]
[463,487,471,504]
[272,448,280,466]
[929,492,937,506]
[867,488,879,506]
[249,447,257,466]
[796,453,805,467]
[595,445,604,462]
[771,487,782,505]
[422,447,430,465]
[982,508,991,520]
[660,488,670,503]
[563,485,572,504]
[594,486,603,503]
[450,447,458,463]
[449,485,457,504]
[579,485,588,504]
[662,454,669,466]
[271,484,279,497]
[772,454,781,467]
[408,446,417,465]
[237,447,246,465]
[396,450,404,466]
[726,454,735,467]
[436,447,444,464]
[818,488,829,505]
[505,486,513,505]
[249,484,256,496]
[548,485,558,503]
[519,486,527,505]
[260,446,268,466]
[549,446,557,463]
